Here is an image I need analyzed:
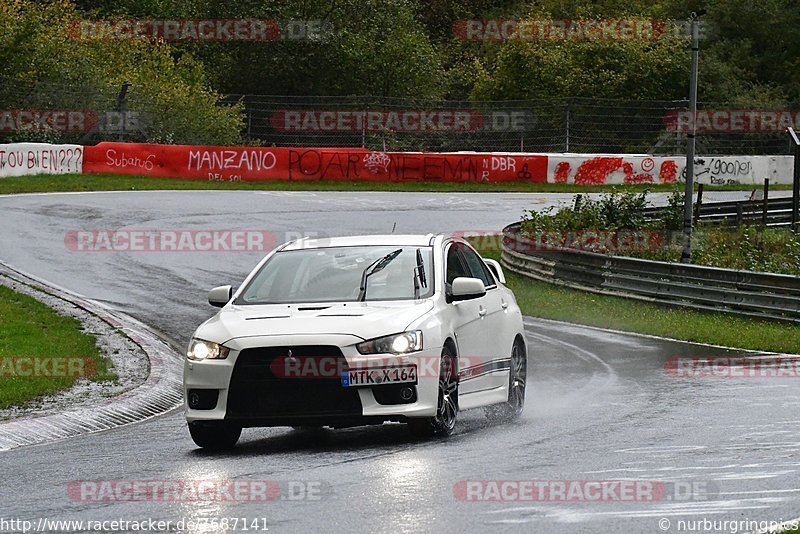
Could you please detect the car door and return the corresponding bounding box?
[444,242,490,395]
[457,244,510,390]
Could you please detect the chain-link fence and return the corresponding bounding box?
[224,95,798,155]
[0,76,152,145]
[1,76,795,154]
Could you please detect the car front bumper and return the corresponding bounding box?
[184,333,442,426]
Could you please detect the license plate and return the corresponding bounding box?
[341,365,417,387]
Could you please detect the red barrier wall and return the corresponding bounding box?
[83,142,549,183]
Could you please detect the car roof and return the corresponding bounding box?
[280,234,439,251]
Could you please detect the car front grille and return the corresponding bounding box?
[226,345,363,419]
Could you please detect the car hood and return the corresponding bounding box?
[195,300,435,344]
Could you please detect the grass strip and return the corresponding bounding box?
[0,285,115,408]
[0,173,788,195]
[475,243,800,354]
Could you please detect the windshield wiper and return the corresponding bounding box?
[413,248,427,299]
[358,248,403,301]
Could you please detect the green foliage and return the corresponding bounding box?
[492,269,800,355]
[698,0,800,102]
[521,191,652,233]
[521,189,800,275]
[519,191,657,254]
[0,0,244,145]
[77,0,446,98]
[472,32,690,101]
[472,237,800,355]
[662,191,685,231]
[692,226,800,275]
[630,226,800,275]
[0,285,115,409]
[468,0,800,103]
[4,0,800,139]
[0,172,770,194]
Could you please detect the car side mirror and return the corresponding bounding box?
[448,277,486,302]
[483,258,506,284]
[208,285,233,308]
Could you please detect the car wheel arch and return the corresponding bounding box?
[513,334,526,354]
[443,337,459,372]
[443,337,458,356]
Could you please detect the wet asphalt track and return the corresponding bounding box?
[0,190,798,533]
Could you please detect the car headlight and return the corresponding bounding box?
[356,331,423,355]
[187,338,230,361]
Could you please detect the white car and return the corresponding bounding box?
[184,234,527,449]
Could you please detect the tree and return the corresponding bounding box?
[0,0,244,144]
[72,0,446,98]
[469,10,691,101]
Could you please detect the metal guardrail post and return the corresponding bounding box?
[693,183,704,225]
[791,128,800,232]
[762,179,769,226]
[681,14,700,262]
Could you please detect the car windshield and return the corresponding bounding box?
[237,246,434,304]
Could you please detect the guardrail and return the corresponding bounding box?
[642,191,795,227]
[500,222,800,323]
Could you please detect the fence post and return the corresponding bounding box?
[116,81,131,142]
[564,98,571,152]
[762,179,769,226]
[361,104,366,148]
[246,105,252,139]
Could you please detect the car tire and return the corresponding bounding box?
[486,339,526,422]
[409,346,458,437]
[188,421,242,450]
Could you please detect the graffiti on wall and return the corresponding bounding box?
[0,143,83,177]
[82,144,549,183]
[548,155,790,185]
[2,142,791,185]
[550,156,680,185]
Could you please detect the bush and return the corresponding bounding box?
[519,190,800,275]
[692,226,800,275]
[0,0,244,145]
[521,191,652,234]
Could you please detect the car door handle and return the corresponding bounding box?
[501,300,509,309]
[478,306,487,317]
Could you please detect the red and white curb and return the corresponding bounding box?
[0,261,183,451]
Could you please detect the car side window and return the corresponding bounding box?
[445,244,470,285]
[459,245,496,288]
